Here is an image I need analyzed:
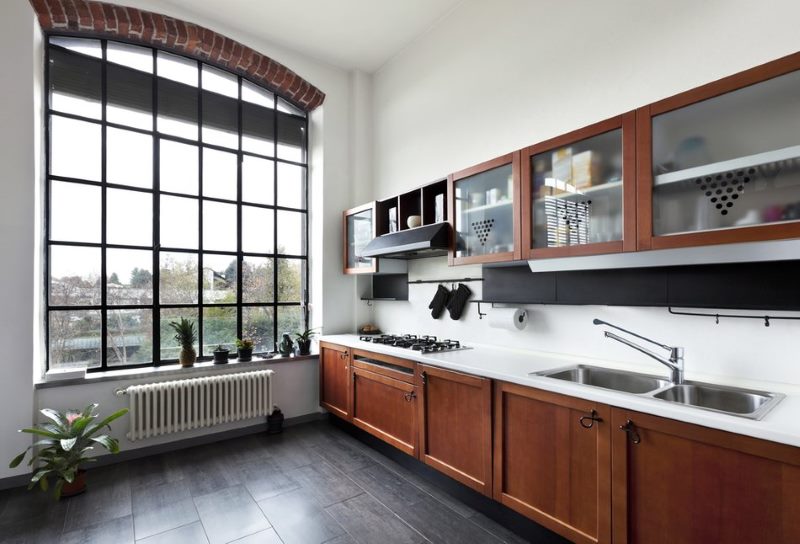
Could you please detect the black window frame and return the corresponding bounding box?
[44,33,310,373]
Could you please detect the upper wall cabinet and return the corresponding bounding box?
[521,113,637,259]
[343,202,377,274]
[637,54,800,250]
[449,152,522,265]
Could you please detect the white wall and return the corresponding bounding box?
[0,2,38,481]
[370,0,800,387]
[36,359,320,456]
[0,0,367,480]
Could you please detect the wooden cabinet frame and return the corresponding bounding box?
[448,151,523,265]
[352,366,419,457]
[611,408,800,543]
[636,51,800,251]
[521,112,637,259]
[342,202,378,274]
[319,341,352,420]
[493,381,611,544]
[417,365,493,496]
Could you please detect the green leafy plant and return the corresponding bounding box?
[9,404,128,499]
[168,317,196,351]
[214,344,229,352]
[236,338,254,350]
[294,327,318,342]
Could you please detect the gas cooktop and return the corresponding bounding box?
[358,334,470,353]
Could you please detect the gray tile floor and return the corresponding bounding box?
[0,421,528,544]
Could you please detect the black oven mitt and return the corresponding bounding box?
[447,283,472,320]
[428,284,450,319]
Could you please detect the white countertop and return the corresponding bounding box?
[321,334,800,448]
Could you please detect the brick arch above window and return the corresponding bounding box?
[29,0,325,111]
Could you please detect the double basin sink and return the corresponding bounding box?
[533,365,784,420]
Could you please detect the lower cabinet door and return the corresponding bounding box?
[352,367,418,456]
[319,343,351,419]
[611,408,800,544]
[494,381,611,544]
[418,365,492,495]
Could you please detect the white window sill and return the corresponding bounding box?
[34,352,319,389]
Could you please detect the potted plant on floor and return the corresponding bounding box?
[236,338,254,362]
[294,327,318,356]
[169,317,197,367]
[213,344,230,364]
[8,404,128,499]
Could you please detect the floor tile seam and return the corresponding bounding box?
[316,457,433,543]
[253,486,349,544]
[132,498,201,541]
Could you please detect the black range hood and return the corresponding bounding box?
[361,223,450,259]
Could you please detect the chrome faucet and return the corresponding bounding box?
[593,319,685,384]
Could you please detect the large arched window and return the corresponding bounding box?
[45,35,308,371]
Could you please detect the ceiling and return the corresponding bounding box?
[155,0,465,72]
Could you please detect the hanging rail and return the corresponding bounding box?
[668,306,800,327]
[408,277,484,285]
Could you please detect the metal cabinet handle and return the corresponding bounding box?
[579,409,602,429]
[420,371,427,385]
[619,419,641,444]
[404,391,417,402]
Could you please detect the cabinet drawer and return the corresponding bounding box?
[351,349,416,383]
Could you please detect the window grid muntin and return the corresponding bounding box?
[45,35,309,372]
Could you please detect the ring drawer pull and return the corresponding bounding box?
[579,409,603,429]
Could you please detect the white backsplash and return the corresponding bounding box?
[370,257,800,387]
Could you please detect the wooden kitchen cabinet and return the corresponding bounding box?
[494,381,611,544]
[417,365,492,496]
[448,152,522,265]
[611,408,800,544]
[521,113,637,259]
[319,342,351,419]
[350,350,419,456]
[343,202,377,274]
[637,52,800,251]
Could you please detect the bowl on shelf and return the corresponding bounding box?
[407,215,422,228]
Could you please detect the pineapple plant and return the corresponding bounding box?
[169,317,197,367]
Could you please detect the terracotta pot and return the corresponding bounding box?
[61,469,86,498]
[179,348,196,367]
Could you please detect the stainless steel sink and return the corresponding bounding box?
[534,364,785,420]
[534,365,671,394]
[652,382,784,420]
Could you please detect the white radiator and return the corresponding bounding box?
[119,370,274,441]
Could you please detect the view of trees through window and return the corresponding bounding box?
[46,36,308,371]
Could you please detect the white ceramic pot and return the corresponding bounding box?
[407,215,422,228]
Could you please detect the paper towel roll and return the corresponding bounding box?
[488,307,528,331]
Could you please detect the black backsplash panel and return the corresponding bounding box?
[483,261,800,310]
[372,274,409,300]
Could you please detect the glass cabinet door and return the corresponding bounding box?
[344,203,376,274]
[452,154,519,263]
[649,67,800,244]
[524,114,634,258]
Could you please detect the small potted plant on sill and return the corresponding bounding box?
[236,338,254,362]
[213,344,230,364]
[295,327,318,356]
[8,403,128,499]
[278,333,294,357]
[169,318,197,368]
